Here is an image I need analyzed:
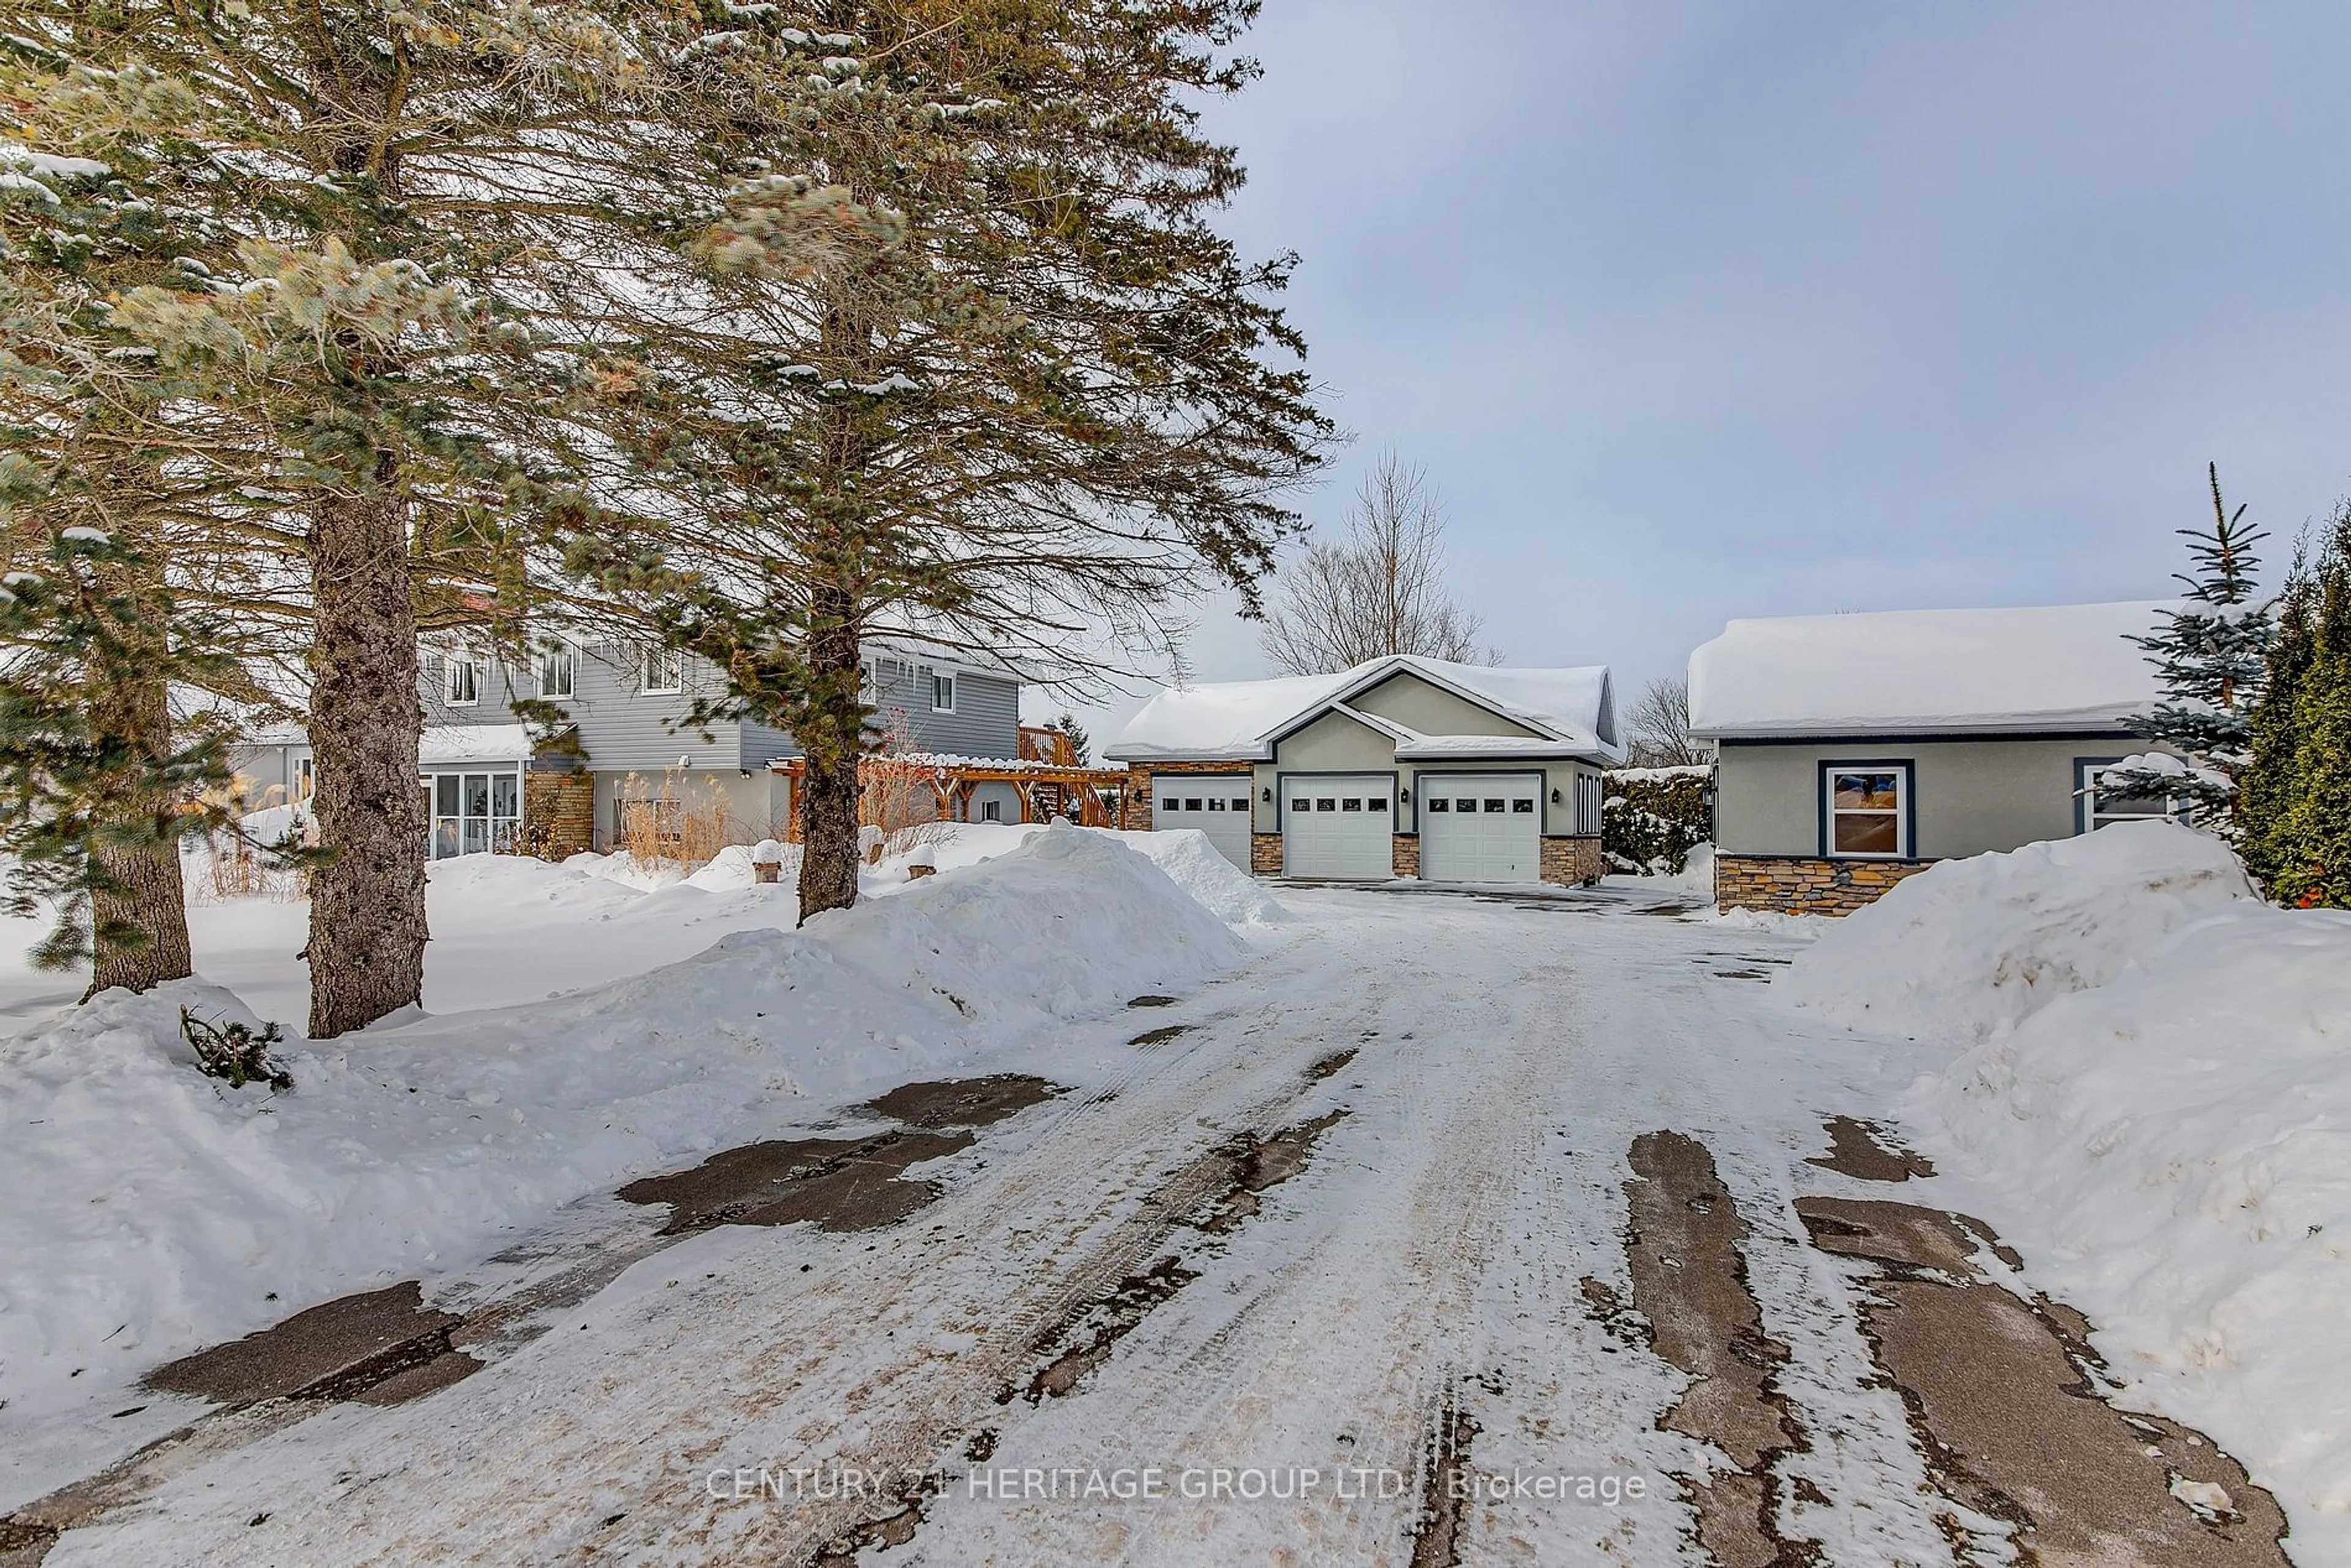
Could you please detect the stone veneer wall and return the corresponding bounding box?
[1251,833,1283,875]
[1120,761,1254,831]
[1540,835,1605,887]
[1392,834,1420,878]
[1714,853,1935,915]
[521,770,594,860]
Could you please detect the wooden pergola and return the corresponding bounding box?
[767,755,1127,837]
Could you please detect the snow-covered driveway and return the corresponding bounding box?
[23,885,2293,1566]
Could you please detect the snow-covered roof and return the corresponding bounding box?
[420,724,534,766]
[1687,601,2172,739]
[1106,656,1619,763]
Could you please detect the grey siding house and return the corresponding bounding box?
[231,639,1024,858]
[1688,601,2176,913]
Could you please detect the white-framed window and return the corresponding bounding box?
[640,645,683,695]
[1822,763,1911,859]
[931,672,956,712]
[424,768,521,858]
[981,798,1002,822]
[2075,759,2178,833]
[1572,772,1604,835]
[443,653,480,707]
[537,643,576,699]
[291,756,315,804]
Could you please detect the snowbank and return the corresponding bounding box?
[1917,908,2351,1557]
[879,822,1289,928]
[1777,822,2254,1040]
[0,827,1247,1433]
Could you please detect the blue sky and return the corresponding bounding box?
[1037,2,2351,743]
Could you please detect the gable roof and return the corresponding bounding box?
[1687,601,2173,739]
[1106,656,1619,763]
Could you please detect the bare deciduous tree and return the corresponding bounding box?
[1625,675,1706,767]
[1259,453,1491,675]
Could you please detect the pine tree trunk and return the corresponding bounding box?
[82,643,193,1000]
[304,476,428,1037]
[795,587,864,923]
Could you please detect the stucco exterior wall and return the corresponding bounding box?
[1712,735,2136,860]
[1348,672,1539,739]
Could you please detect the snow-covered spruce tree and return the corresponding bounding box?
[566,1,1334,920]
[4,2,727,1033]
[2243,506,2351,906]
[2103,464,2274,834]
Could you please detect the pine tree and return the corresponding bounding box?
[2104,464,2274,833]
[0,528,238,994]
[5,1,727,1033]
[1045,713,1092,765]
[566,0,1334,921]
[2251,508,2351,907]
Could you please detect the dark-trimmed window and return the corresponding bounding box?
[1823,764,1910,858]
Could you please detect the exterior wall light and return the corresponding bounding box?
[1399,787,1411,803]
[1261,786,1272,802]
[1550,787,1564,804]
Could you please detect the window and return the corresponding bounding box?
[1341,798,1362,811]
[931,672,956,712]
[443,655,480,707]
[640,645,683,695]
[1316,797,1337,811]
[1368,796,1388,811]
[1483,798,1504,813]
[1207,797,1226,811]
[1231,798,1250,812]
[1162,798,1179,812]
[1824,765,1910,858]
[1573,773,1604,835]
[1186,797,1202,811]
[981,799,1002,823]
[2077,759,2178,833]
[292,756,315,804]
[537,643,576,699]
[425,768,521,858]
[1427,797,1450,813]
[1454,797,1475,812]
[1291,798,1308,813]
[1512,798,1534,814]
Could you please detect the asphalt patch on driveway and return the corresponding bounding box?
[1796,1196,2292,1566]
[1804,1117,1935,1182]
[863,1074,1059,1130]
[620,1129,977,1234]
[143,1281,479,1409]
[1621,1131,1817,1567]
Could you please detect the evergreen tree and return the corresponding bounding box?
[567,0,1334,921]
[0,528,238,994]
[1045,712,1093,765]
[2249,508,2351,907]
[4,1,722,1033]
[2104,464,2274,833]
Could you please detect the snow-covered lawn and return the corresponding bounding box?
[0,824,1283,1506]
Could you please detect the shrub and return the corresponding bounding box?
[1603,766,1711,874]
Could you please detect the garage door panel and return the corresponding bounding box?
[1420,773,1541,884]
[1152,775,1254,870]
[1281,774,1393,879]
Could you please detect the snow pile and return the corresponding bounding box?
[0,827,1245,1429]
[1917,909,2351,1556]
[1109,827,1288,927]
[1778,822,2255,1039]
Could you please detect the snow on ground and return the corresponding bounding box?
[1918,906,2351,1556]
[1777,822,2351,1558]
[1777,820,2255,1040]
[0,825,1262,1488]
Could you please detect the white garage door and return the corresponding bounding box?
[1152,775,1255,869]
[1420,774,1542,884]
[1282,775,1396,879]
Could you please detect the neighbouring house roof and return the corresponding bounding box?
[419,724,535,767]
[1105,656,1619,764]
[1687,601,2173,740]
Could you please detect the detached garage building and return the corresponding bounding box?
[1107,656,1620,887]
[1690,601,2174,915]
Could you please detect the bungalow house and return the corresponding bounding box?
[228,637,1029,859]
[1106,655,1620,885]
[1688,601,2174,914]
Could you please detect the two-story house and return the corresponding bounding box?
[228,637,1026,859]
